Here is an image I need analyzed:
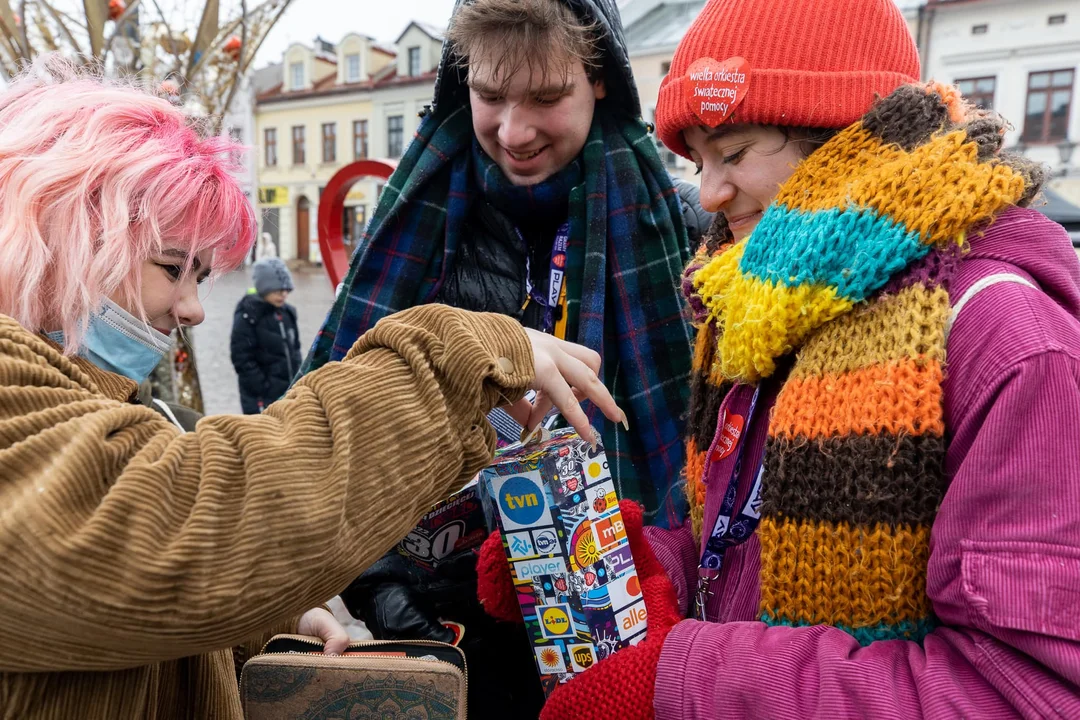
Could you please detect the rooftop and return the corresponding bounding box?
[624,0,707,56]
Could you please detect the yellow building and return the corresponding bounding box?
[255,24,444,262]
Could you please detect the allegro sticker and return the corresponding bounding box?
[682,56,751,127]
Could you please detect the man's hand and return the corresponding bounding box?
[297,607,350,655]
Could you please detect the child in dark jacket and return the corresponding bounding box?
[230,258,302,414]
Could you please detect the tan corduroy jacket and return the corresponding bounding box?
[0,304,534,720]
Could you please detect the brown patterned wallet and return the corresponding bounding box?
[240,634,467,720]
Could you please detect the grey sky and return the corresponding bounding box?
[253,0,913,68]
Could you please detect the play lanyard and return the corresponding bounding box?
[693,386,765,621]
[519,221,569,337]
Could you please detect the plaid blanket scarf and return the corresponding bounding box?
[301,103,694,527]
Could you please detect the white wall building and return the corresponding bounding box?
[918,0,1080,201]
[623,0,706,183]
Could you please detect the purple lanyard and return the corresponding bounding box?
[693,386,764,621]
[518,221,569,335]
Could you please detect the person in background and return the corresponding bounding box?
[484,0,1080,717]
[0,56,623,720]
[231,257,302,414]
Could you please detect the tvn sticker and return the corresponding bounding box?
[492,471,549,532]
[531,528,560,555]
[537,603,576,639]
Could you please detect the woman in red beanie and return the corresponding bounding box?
[525,0,1080,717]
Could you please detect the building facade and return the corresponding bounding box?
[623,0,706,184]
[253,24,443,262]
[917,0,1080,203]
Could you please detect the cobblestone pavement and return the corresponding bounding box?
[191,263,336,416]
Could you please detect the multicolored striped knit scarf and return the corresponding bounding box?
[302,103,696,528]
[683,84,1038,644]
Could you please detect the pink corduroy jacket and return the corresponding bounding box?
[644,206,1080,719]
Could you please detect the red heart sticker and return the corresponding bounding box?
[682,56,751,127]
[710,412,744,463]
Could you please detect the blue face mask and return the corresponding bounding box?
[46,299,173,384]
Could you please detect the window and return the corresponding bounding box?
[387,115,404,157]
[1023,69,1074,143]
[1049,14,1066,25]
[291,125,305,165]
[290,61,304,90]
[971,23,988,35]
[346,53,361,82]
[321,123,336,163]
[956,76,996,110]
[264,128,277,167]
[408,47,421,77]
[353,119,369,159]
[661,61,671,76]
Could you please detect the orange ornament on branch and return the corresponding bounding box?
[223,35,241,61]
[108,0,126,21]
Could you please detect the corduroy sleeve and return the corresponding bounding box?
[0,305,532,673]
[653,348,1080,720]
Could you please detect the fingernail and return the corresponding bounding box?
[590,429,601,451]
[620,412,630,432]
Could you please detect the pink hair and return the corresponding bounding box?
[0,55,256,350]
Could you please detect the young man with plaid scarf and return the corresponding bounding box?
[301,0,695,715]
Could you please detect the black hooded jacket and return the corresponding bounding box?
[230,294,301,414]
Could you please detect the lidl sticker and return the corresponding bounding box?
[538,603,576,639]
[682,56,751,127]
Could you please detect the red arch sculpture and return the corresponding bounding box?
[317,159,397,288]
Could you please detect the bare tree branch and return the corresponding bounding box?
[39,0,85,57]
[18,0,33,60]
[212,0,244,134]
[103,0,142,58]
[241,0,289,72]
[83,0,106,58]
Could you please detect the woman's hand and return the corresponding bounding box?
[297,607,351,655]
[505,330,626,443]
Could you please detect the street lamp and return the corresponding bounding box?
[1057,139,1077,177]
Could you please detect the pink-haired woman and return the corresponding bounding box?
[0,58,622,720]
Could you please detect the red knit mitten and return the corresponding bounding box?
[476,530,524,623]
[539,500,681,720]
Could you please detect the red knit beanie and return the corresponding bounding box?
[656,0,920,158]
